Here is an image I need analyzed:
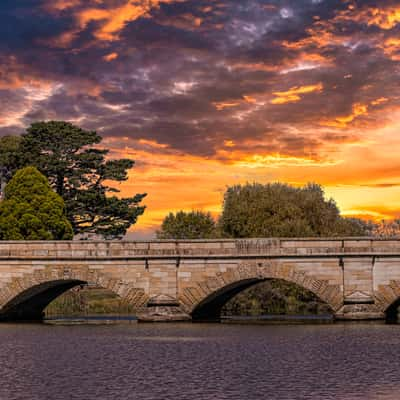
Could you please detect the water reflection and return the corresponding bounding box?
[0,323,399,399]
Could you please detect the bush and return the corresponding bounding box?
[0,167,73,240]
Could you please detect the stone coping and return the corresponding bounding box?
[0,237,397,243]
[0,238,398,259]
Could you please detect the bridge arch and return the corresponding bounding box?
[0,265,148,321]
[374,280,400,321]
[179,261,343,321]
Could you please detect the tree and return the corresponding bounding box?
[336,217,374,236]
[19,121,146,239]
[0,167,73,240]
[217,182,368,316]
[219,182,367,238]
[0,135,23,198]
[157,211,217,239]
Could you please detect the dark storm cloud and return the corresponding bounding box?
[0,0,399,160]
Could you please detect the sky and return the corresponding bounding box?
[0,0,400,238]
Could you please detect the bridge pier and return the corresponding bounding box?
[136,295,191,322]
[335,304,385,320]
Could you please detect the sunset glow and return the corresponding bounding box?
[1,0,400,237]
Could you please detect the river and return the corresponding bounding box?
[0,322,399,400]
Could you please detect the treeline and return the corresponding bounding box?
[157,182,374,240]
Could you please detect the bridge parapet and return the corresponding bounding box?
[0,238,398,259]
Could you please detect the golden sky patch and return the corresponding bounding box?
[365,7,400,29]
[321,103,368,128]
[270,83,323,105]
[103,114,400,238]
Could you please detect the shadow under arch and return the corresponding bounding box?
[374,280,400,323]
[191,278,335,322]
[0,279,86,321]
[0,266,149,322]
[180,261,343,322]
[385,299,400,323]
[192,278,265,321]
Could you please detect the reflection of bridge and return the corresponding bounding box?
[1,238,400,322]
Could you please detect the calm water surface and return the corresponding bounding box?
[0,322,399,400]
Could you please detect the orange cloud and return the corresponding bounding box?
[232,154,340,169]
[138,138,169,149]
[243,95,257,104]
[103,52,118,61]
[45,0,186,46]
[321,103,368,128]
[281,19,344,50]
[371,97,389,106]
[362,7,400,30]
[223,140,235,148]
[382,37,400,61]
[213,101,240,110]
[281,6,400,56]
[0,56,35,90]
[44,0,83,12]
[230,62,279,73]
[330,5,400,31]
[76,0,185,41]
[213,94,260,110]
[270,83,323,105]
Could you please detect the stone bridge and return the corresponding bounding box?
[1,238,400,322]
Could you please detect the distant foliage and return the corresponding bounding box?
[157,211,217,239]
[372,220,400,238]
[0,167,73,240]
[223,280,332,316]
[219,182,368,238]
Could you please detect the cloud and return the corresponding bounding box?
[1,0,400,231]
[44,0,188,45]
[270,83,323,104]
[321,103,369,128]
[103,52,119,61]
[344,5,400,30]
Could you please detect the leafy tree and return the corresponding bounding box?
[0,167,73,240]
[217,182,368,316]
[19,121,146,239]
[157,211,217,239]
[219,182,367,238]
[336,217,374,236]
[0,135,23,198]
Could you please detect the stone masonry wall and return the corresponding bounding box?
[0,238,398,320]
